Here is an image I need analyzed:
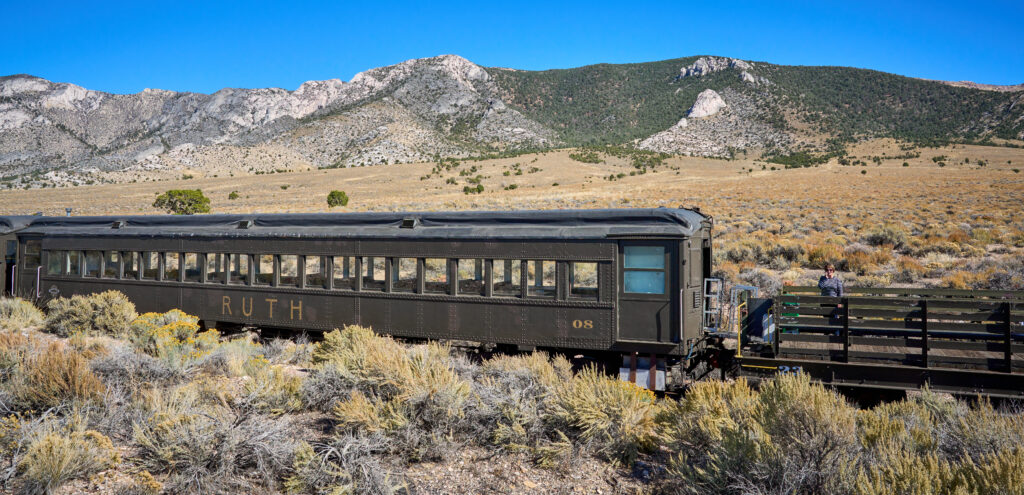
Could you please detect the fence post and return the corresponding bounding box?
[921,300,929,368]
[842,297,850,363]
[1005,302,1013,373]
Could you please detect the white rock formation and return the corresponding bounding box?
[740,71,771,86]
[688,89,727,118]
[680,56,753,78]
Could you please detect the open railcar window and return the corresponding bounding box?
[255,255,273,285]
[492,259,522,297]
[392,258,417,293]
[280,255,299,287]
[333,256,356,290]
[305,256,328,289]
[123,252,139,280]
[230,254,250,285]
[457,259,485,296]
[423,258,448,294]
[527,260,556,298]
[361,257,386,291]
[570,262,599,300]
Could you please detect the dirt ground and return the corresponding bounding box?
[1,141,1022,222]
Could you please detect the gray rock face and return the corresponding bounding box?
[688,89,728,118]
[0,55,555,184]
[638,89,791,158]
[680,56,753,78]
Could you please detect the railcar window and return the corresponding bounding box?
[333,256,356,290]
[361,257,385,291]
[141,252,159,280]
[123,252,139,280]
[207,254,225,284]
[45,251,64,276]
[457,259,485,296]
[103,252,120,279]
[164,253,180,281]
[84,251,102,278]
[305,256,328,289]
[492,259,522,297]
[4,241,15,258]
[67,251,81,277]
[623,246,665,294]
[229,254,250,285]
[392,258,416,293]
[423,258,448,294]
[570,262,599,299]
[183,253,200,283]
[279,255,299,287]
[527,260,556,298]
[255,255,274,285]
[24,240,41,266]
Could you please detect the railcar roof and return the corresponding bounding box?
[0,208,709,240]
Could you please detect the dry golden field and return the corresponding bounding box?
[3,140,1023,291]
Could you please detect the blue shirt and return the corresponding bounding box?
[818,276,844,297]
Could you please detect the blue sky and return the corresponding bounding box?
[2,0,1022,94]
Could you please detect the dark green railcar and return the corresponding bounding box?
[1,208,714,390]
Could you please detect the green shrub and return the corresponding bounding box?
[863,224,909,248]
[152,189,211,215]
[128,310,219,369]
[45,291,137,337]
[18,425,119,495]
[228,191,240,200]
[238,358,303,414]
[326,190,349,207]
[663,374,858,494]
[0,298,44,332]
[547,367,662,465]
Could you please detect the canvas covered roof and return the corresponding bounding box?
[0,208,710,240]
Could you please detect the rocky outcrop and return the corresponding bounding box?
[0,55,556,185]
[688,89,728,118]
[679,56,753,78]
[740,71,771,86]
[638,89,791,158]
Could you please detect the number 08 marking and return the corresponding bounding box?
[572,319,594,329]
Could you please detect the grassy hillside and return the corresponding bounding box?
[490,57,1024,146]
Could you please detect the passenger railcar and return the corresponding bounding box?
[1,209,714,390]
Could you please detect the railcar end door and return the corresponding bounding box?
[2,236,16,297]
[617,241,674,343]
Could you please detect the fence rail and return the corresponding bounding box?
[771,293,1023,373]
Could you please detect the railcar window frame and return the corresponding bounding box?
[456,258,486,296]
[620,244,669,297]
[391,257,417,293]
[279,254,299,287]
[84,251,102,278]
[526,260,557,299]
[102,251,121,279]
[141,252,159,280]
[492,259,523,298]
[45,250,64,276]
[123,251,140,280]
[229,254,251,285]
[333,256,357,291]
[569,261,600,300]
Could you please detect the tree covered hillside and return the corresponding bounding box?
[489,57,1024,147]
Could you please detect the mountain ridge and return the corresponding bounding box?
[2,54,1023,188]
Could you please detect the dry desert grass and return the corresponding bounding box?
[3,140,1023,293]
